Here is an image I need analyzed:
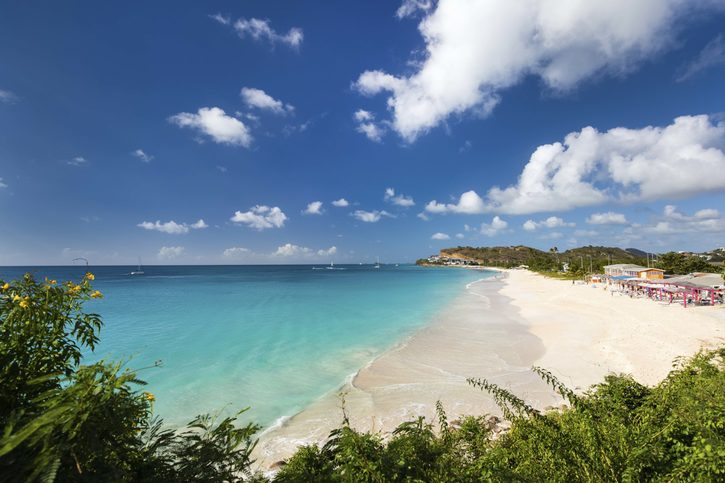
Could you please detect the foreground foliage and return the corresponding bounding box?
[277,352,724,482]
[1,273,723,481]
[0,274,260,482]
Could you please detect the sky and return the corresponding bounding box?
[1,0,725,265]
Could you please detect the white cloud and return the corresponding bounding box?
[522,216,575,230]
[169,107,252,147]
[641,205,725,234]
[356,0,721,141]
[431,232,450,240]
[275,243,312,257]
[586,212,628,225]
[417,212,429,221]
[209,13,230,25]
[694,208,720,219]
[353,109,386,142]
[231,205,287,230]
[240,87,294,114]
[67,156,88,167]
[396,0,433,19]
[132,149,153,162]
[384,187,415,207]
[317,246,337,257]
[676,34,725,82]
[425,190,485,214]
[352,210,394,223]
[427,115,725,216]
[522,220,537,231]
[332,198,349,207]
[158,246,184,260]
[137,219,207,234]
[222,247,250,259]
[455,233,464,239]
[304,201,324,215]
[0,178,7,189]
[233,18,303,48]
[480,216,508,237]
[0,89,17,103]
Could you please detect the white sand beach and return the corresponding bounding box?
[254,269,725,468]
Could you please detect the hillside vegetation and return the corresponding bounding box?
[426,245,720,275]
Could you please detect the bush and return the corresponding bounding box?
[0,274,261,482]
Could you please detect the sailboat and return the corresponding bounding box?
[326,261,345,270]
[130,257,145,275]
[374,257,381,269]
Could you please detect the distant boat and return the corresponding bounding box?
[130,258,145,275]
[374,257,381,269]
[326,261,345,270]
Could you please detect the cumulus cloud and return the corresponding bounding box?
[352,210,394,223]
[480,216,508,237]
[384,187,415,207]
[426,115,725,216]
[353,109,386,142]
[522,216,575,231]
[274,243,312,257]
[455,233,464,239]
[233,18,303,48]
[676,34,725,82]
[642,205,725,234]
[0,178,7,189]
[425,190,485,214]
[158,246,184,260]
[223,247,250,259]
[586,212,628,225]
[137,219,208,234]
[431,232,450,240]
[132,149,153,162]
[356,0,720,141]
[240,87,294,114]
[304,201,324,215]
[317,246,337,256]
[231,205,287,230]
[169,107,252,147]
[332,198,349,207]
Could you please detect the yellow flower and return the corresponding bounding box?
[68,284,81,294]
[86,273,95,281]
[144,392,155,402]
[12,294,21,302]
[1,283,9,291]
[19,299,29,309]
[90,290,103,299]
[49,280,57,285]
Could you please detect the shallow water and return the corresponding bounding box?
[0,265,488,427]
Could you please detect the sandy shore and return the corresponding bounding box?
[253,269,724,469]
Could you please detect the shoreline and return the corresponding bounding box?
[253,268,724,470]
[253,270,560,468]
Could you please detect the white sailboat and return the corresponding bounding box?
[374,257,381,269]
[130,257,145,275]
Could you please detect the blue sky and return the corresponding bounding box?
[1,0,725,265]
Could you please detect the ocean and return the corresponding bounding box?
[0,264,490,428]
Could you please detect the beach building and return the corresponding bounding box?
[603,264,664,280]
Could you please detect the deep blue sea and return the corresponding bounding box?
[0,264,487,428]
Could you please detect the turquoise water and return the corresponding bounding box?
[0,265,489,427]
